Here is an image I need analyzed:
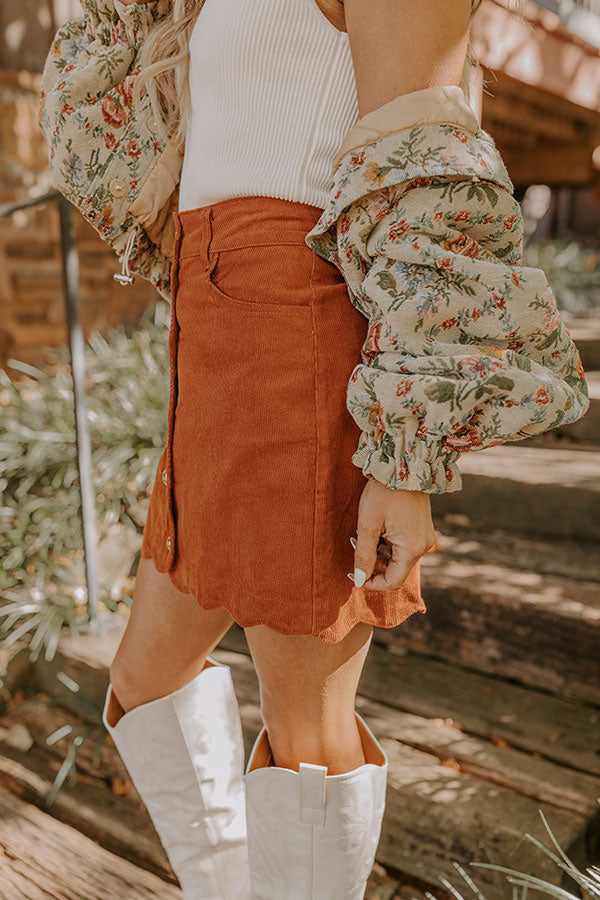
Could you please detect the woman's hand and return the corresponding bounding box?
[350,479,438,590]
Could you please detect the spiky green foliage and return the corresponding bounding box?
[0,300,170,664]
[427,807,600,900]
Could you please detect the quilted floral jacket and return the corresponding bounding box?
[39,0,590,494]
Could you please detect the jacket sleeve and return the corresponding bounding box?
[305,87,590,494]
[38,0,169,224]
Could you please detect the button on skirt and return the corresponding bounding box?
[139,194,426,643]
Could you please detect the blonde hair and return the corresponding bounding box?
[134,0,526,148]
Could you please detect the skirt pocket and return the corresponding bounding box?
[205,243,317,309]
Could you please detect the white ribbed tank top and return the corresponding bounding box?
[178,0,359,212]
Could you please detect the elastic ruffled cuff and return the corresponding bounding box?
[352,430,463,494]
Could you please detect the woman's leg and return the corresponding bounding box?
[243,621,374,774]
[108,555,236,719]
[103,556,251,900]
[242,622,386,899]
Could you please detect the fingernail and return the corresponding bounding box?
[354,567,367,588]
[347,572,354,582]
[349,536,357,549]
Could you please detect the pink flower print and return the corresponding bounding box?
[388,219,410,241]
[368,401,386,443]
[396,379,414,398]
[453,130,469,143]
[102,95,126,128]
[397,459,411,481]
[535,387,550,405]
[444,233,480,258]
[126,139,142,159]
[366,322,383,353]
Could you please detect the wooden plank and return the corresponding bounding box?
[217,631,600,777]
[0,742,175,883]
[0,786,181,899]
[353,695,600,817]
[412,553,600,705]
[568,322,600,371]
[377,739,585,892]
[432,445,600,540]
[498,144,597,186]
[473,0,600,112]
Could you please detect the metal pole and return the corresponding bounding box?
[57,195,99,621]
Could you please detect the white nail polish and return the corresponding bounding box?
[354,567,367,588]
[350,536,357,549]
[347,572,354,582]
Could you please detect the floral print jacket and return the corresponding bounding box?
[39,1,590,494]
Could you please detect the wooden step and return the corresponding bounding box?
[414,552,600,705]
[568,320,600,371]
[532,370,600,445]
[431,444,600,540]
[7,626,598,900]
[435,515,600,583]
[0,786,181,899]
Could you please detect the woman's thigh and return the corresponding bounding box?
[109,556,235,712]
[244,621,374,773]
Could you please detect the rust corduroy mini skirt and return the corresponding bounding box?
[139,195,426,643]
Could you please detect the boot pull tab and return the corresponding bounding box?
[299,763,326,827]
[114,225,138,285]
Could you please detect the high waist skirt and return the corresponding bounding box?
[140,194,426,643]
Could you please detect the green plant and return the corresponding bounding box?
[427,807,600,900]
[0,298,170,665]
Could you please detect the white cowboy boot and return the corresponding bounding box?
[244,712,388,900]
[102,657,251,900]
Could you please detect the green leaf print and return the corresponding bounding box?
[424,381,456,404]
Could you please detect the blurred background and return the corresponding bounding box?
[0,2,599,899]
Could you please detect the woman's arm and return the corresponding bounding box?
[345,0,472,116]
[339,1,588,590]
[343,0,473,590]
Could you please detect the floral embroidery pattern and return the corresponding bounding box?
[305,121,590,493]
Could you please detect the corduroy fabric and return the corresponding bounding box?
[140,194,426,643]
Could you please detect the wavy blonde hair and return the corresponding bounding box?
[133,0,526,148]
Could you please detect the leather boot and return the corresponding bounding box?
[102,656,251,900]
[243,712,388,899]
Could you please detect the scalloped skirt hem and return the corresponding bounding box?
[139,544,426,645]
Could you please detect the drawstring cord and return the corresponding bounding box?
[114,225,138,285]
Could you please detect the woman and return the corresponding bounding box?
[39,0,589,898]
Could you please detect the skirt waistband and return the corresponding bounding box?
[175,195,325,259]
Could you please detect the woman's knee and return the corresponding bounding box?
[244,622,373,771]
[108,557,235,712]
